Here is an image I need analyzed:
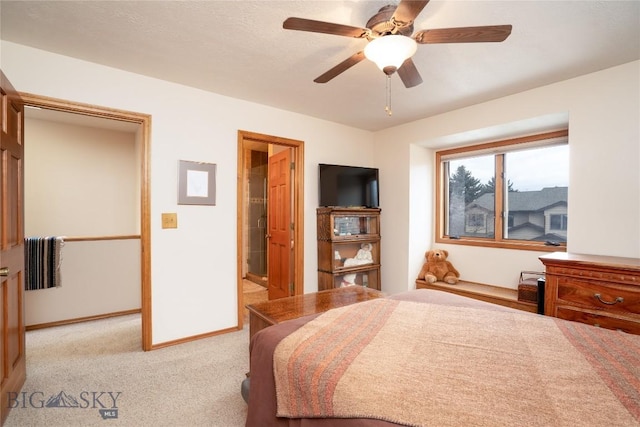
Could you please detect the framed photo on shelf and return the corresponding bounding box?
[178,160,217,205]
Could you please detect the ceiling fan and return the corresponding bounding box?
[283,0,512,88]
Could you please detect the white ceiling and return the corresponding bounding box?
[2,0,639,132]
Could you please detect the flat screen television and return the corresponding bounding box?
[318,163,379,208]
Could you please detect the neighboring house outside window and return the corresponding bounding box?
[436,130,569,251]
[464,187,568,242]
[465,212,487,234]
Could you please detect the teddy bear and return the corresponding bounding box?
[417,249,460,284]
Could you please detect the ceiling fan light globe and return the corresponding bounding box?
[364,35,417,73]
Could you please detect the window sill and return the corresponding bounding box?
[436,236,567,252]
[416,279,538,313]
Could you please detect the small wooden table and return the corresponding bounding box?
[246,286,384,340]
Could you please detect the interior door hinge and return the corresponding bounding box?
[290,161,295,170]
[289,283,294,294]
[290,222,294,230]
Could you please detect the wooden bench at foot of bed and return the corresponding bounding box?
[416,279,538,313]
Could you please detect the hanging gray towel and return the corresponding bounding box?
[24,237,64,290]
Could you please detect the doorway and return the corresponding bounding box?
[19,93,152,351]
[245,147,268,286]
[236,130,304,327]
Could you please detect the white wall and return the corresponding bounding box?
[4,40,638,343]
[375,61,640,294]
[25,240,141,326]
[1,41,374,345]
[25,118,138,235]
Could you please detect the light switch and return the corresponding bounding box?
[162,213,178,229]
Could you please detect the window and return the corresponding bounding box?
[550,214,568,231]
[436,130,569,251]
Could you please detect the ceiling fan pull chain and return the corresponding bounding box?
[385,75,392,116]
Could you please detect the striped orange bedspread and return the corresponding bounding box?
[274,298,640,426]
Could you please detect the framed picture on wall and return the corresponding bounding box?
[178,160,216,205]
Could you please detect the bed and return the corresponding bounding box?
[245,289,640,426]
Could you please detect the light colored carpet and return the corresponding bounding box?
[5,314,250,426]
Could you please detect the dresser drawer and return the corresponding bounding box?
[556,307,640,335]
[557,277,640,316]
[540,252,640,335]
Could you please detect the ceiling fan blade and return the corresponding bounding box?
[397,58,423,88]
[414,25,512,43]
[392,0,430,26]
[314,51,365,83]
[283,17,369,38]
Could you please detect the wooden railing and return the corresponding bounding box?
[63,235,140,242]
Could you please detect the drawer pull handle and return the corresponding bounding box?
[594,293,624,305]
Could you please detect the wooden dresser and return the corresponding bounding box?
[540,252,640,334]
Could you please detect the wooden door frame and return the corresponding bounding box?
[236,130,304,327]
[18,93,153,351]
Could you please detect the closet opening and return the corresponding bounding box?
[20,93,152,351]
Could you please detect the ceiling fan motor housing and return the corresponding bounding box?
[366,5,414,37]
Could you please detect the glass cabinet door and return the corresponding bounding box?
[332,241,379,270]
[334,267,379,288]
[332,214,379,238]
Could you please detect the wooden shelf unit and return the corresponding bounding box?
[317,207,381,291]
